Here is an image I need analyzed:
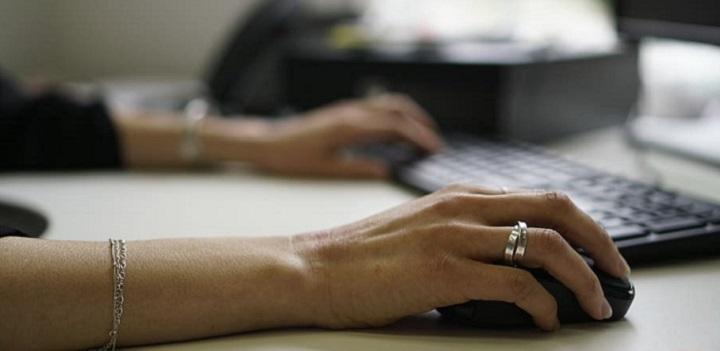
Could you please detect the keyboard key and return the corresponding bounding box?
[394,134,720,262]
[582,200,617,212]
[682,202,717,215]
[606,225,647,240]
[701,210,720,224]
[623,211,658,223]
[647,217,706,233]
[653,208,686,218]
[598,217,627,228]
[613,206,638,217]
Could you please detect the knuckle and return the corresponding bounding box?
[391,92,411,101]
[544,191,574,209]
[334,118,357,134]
[536,228,566,253]
[443,219,467,233]
[386,93,410,105]
[414,224,449,252]
[388,113,408,128]
[429,193,467,215]
[581,275,603,296]
[509,271,536,303]
[425,251,457,277]
[441,182,470,194]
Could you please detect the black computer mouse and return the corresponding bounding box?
[0,198,48,238]
[437,265,635,328]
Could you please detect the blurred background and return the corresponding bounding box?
[1,0,718,162]
[0,0,618,80]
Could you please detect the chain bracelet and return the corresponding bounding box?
[99,238,127,351]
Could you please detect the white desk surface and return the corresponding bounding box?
[2,128,720,351]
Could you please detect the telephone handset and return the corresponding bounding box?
[205,0,304,116]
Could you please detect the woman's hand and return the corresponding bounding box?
[117,94,442,176]
[0,185,631,349]
[293,184,631,331]
[250,94,443,177]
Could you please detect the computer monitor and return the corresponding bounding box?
[616,0,720,45]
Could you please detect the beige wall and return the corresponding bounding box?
[0,1,52,76]
[0,0,257,80]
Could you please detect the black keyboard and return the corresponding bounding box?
[389,134,720,263]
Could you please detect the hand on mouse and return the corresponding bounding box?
[248,94,443,177]
[0,184,631,349]
[292,184,631,331]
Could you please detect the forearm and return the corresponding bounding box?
[113,113,273,169]
[0,236,316,350]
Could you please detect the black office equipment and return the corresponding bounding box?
[206,0,304,115]
[284,44,640,142]
[206,1,720,263]
[438,263,635,327]
[205,0,356,115]
[387,135,720,263]
[617,0,720,46]
[0,199,48,237]
[288,1,720,263]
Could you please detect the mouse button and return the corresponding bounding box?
[602,276,632,290]
[475,301,534,326]
[457,302,476,321]
[545,284,595,323]
[438,302,475,321]
[577,252,596,267]
[604,282,636,302]
[606,296,634,321]
[536,280,594,323]
[594,270,633,290]
[528,268,555,282]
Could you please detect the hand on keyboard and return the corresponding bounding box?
[252,94,442,178]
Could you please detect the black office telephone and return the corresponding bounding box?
[204,0,358,116]
[205,0,303,116]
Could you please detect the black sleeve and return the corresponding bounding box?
[0,71,123,171]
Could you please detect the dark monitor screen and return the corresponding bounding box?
[617,0,720,45]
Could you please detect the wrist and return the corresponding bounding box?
[288,229,349,329]
[229,236,323,330]
[198,117,275,165]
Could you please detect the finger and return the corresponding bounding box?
[454,225,611,320]
[366,93,438,129]
[439,183,543,196]
[347,108,443,153]
[374,109,443,153]
[456,261,559,331]
[468,192,630,279]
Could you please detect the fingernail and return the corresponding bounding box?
[620,257,631,279]
[601,299,613,319]
[543,319,560,331]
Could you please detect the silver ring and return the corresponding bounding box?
[513,221,529,264]
[503,227,520,266]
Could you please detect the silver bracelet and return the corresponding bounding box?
[181,98,210,164]
[99,239,127,351]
